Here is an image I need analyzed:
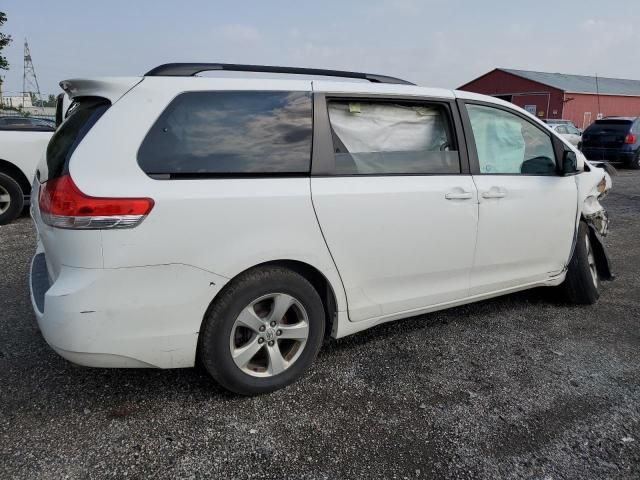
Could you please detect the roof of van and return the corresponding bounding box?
[143,62,415,86]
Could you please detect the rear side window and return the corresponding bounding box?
[44,97,110,181]
[138,91,313,177]
[326,100,460,175]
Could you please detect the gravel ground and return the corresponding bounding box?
[1,171,639,479]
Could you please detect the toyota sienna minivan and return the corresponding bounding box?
[30,63,613,394]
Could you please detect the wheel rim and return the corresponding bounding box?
[585,234,598,288]
[0,185,10,214]
[229,293,309,378]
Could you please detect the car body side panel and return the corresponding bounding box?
[68,77,348,315]
[98,176,346,312]
[311,175,479,322]
[469,175,577,295]
[333,272,565,338]
[0,130,52,184]
[31,257,228,368]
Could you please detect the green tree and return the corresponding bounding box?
[45,93,56,107]
[0,12,11,72]
[29,92,56,107]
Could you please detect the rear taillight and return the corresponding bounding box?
[625,133,637,144]
[38,175,154,229]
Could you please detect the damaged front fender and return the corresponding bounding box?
[582,195,609,236]
[577,159,613,281]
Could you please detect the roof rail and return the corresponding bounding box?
[144,63,415,85]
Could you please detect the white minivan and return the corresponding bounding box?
[30,64,612,395]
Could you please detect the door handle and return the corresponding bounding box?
[481,188,507,199]
[445,191,473,200]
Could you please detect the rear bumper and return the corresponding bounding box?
[29,250,228,368]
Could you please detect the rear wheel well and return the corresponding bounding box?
[257,260,338,338]
[194,260,339,370]
[0,160,31,197]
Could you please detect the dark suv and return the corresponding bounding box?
[581,117,640,169]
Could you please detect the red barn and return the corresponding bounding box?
[459,68,640,130]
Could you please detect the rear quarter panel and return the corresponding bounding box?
[68,77,348,313]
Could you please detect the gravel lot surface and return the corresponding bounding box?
[1,171,639,479]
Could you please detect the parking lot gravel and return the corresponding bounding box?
[1,171,639,479]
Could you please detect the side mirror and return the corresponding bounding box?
[521,156,556,174]
[562,150,581,174]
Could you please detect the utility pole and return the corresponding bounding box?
[23,38,43,113]
[595,72,602,120]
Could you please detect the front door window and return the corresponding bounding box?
[466,104,556,175]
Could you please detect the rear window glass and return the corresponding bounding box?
[327,100,459,175]
[44,97,110,181]
[594,119,633,125]
[586,120,632,132]
[137,91,313,177]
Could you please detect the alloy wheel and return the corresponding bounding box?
[229,293,309,377]
[0,185,11,214]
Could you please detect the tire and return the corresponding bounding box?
[0,173,25,225]
[562,221,600,304]
[198,266,325,395]
[627,151,640,170]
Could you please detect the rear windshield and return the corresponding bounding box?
[585,119,633,134]
[137,91,313,178]
[42,97,110,181]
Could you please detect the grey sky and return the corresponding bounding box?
[2,0,639,95]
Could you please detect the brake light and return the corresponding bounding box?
[38,175,154,229]
[625,133,637,144]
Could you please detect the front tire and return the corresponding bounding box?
[198,266,325,395]
[0,173,25,225]
[562,221,600,304]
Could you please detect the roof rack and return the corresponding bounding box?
[144,63,415,85]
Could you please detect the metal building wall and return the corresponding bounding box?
[458,69,565,120]
[562,93,640,129]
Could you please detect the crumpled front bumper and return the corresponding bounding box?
[585,208,609,237]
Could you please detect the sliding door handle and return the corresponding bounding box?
[445,191,473,200]
[481,188,507,199]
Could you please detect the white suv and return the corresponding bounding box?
[30,63,612,395]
